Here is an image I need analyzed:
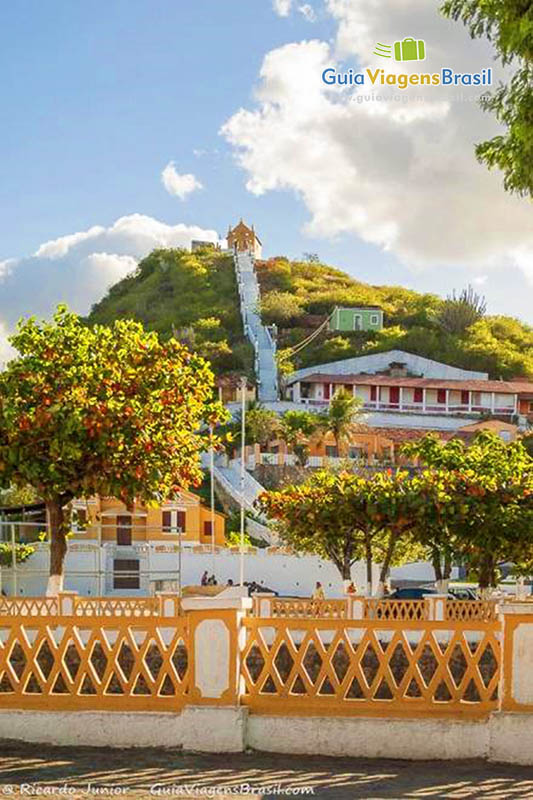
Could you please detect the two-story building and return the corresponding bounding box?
[70,492,226,593]
[285,350,533,425]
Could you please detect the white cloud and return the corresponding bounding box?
[0,214,220,359]
[0,259,15,281]
[222,0,533,281]
[161,161,203,199]
[273,0,292,17]
[298,4,316,21]
[0,321,15,366]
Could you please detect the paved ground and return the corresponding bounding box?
[1,742,533,799]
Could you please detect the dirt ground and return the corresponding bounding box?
[0,741,533,799]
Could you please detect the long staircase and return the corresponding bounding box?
[234,251,278,402]
[202,454,278,545]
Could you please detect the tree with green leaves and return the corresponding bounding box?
[278,409,322,466]
[404,432,533,592]
[259,471,368,582]
[0,306,228,594]
[259,468,423,594]
[442,0,533,196]
[224,401,279,454]
[319,389,364,457]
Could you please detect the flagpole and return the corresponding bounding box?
[240,376,247,587]
[210,425,216,575]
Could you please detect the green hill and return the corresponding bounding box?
[88,248,533,383]
[88,247,254,377]
[256,257,533,380]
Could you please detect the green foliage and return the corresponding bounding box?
[225,529,253,547]
[317,390,364,456]
[403,433,533,588]
[89,248,254,376]
[279,409,322,465]
[0,484,40,507]
[259,469,423,587]
[259,291,305,326]
[0,305,228,586]
[441,0,533,196]
[256,257,533,379]
[437,286,487,335]
[0,542,35,567]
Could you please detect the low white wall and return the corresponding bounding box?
[4,708,533,763]
[0,707,246,752]
[247,715,488,761]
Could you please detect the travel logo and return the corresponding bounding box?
[322,36,492,90]
[374,38,426,62]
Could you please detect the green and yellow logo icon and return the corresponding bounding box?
[374,38,426,62]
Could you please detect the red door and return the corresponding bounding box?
[324,383,331,400]
[389,386,400,406]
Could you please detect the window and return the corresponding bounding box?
[325,445,339,458]
[370,314,379,325]
[437,389,447,404]
[414,388,423,403]
[203,521,213,539]
[529,402,533,413]
[370,386,377,402]
[349,446,363,459]
[113,559,139,590]
[116,515,132,546]
[162,510,186,534]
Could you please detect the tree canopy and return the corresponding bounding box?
[0,306,228,593]
[442,0,533,197]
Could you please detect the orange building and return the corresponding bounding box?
[71,491,226,548]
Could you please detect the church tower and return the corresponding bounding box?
[227,219,262,259]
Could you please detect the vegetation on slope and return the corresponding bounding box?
[89,247,253,376]
[256,257,533,380]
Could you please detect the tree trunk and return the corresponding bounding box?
[431,549,443,585]
[365,538,373,596]
[46,498,68,596]
[379,531,397,585]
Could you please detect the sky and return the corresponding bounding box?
[0,0,532,361]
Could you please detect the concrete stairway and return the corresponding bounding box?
[234,251,278,402]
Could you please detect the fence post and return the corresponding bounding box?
[347,595,365,620]
[157,591,180,617]
[58,591,78,615]
[253,592,275,617]
[180,589,252,752]
[424,594,447,621]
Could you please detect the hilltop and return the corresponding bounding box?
[88,248,533,383]
[88,247,254,377]
[256,257,533,380]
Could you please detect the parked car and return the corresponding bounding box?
[387,587,438,600]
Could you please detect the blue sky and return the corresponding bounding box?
[0,0,532,358]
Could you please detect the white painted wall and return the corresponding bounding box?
[2,541,380,598]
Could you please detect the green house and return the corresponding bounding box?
[330,306,384,333]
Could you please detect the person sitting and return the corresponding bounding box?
[207,574,218,586]
[227,579,234,586]
[346,581,357,595]
[312,581,325,601]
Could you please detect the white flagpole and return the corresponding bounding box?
[240,376,247,587]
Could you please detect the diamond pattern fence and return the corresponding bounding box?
[0,615,189,711]
[241,618,501,718]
